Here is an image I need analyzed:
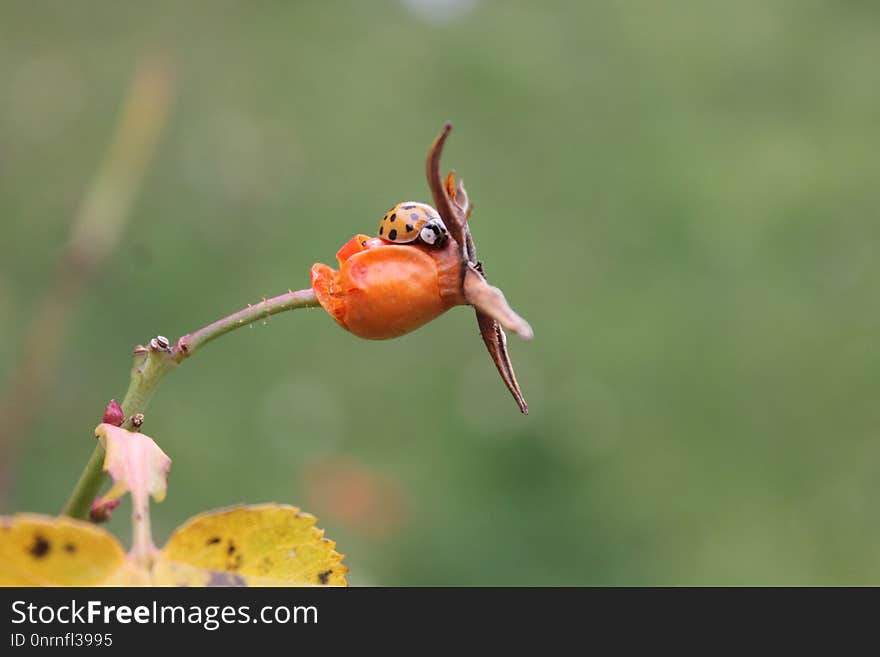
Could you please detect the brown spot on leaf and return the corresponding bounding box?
[63,543,77,554]
[318,569,332,585]
[29,534,51,559]
[227,540,236,555]
[206,536,221,545]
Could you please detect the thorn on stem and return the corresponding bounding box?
[130,413,145,428]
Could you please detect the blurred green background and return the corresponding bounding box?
[2,0,879,585]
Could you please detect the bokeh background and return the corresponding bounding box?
[2,0,879,585]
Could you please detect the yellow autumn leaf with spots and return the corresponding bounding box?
[152,504,347,586]
[0,505,347,587]
[0,514,126,586]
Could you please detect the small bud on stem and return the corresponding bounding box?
[89,497,121,523]
[102,399,125,426]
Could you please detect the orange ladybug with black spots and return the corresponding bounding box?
[378,202,449,247]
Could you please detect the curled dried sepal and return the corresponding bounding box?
[455,179,470,217]
[476,309,528,414]
[446,171,470,219]
[426,124,531,413]
[464,265,533,340]
[427,123,468,258]
[467,261,530,414]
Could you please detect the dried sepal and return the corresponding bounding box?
[445,170,457,201]
[463,265,533,340]
[450,174,470,218]
[476,310,528,414]
[426,123,468,259]
[426,124,531,413]
[466,261,530,414]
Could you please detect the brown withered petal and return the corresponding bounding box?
[455,179,470,216]
[425,123,531,414]
[445,170,457,201]
[426,123,468,259]
[451,176,477,262]
[463,265,533,339]
[476,308,528,414]
[446,171,470,220]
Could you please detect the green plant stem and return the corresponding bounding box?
[60,288,320,519]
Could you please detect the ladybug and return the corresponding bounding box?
[378,202,449,247]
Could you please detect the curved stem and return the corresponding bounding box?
[173,288,318,360]
[60,288,319,519]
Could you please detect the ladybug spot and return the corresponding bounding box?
[402,204,416,210]
[406,224,414,232]
[410,213,419,221]
[390,213,397,222]
[379,226,384,236]
[388,229,398,240]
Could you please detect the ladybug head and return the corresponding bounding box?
[420,219,449,247]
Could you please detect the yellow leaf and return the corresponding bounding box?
[0,506,348,587]
[0,514,126,586]
[152,504,348,586]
